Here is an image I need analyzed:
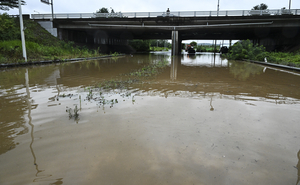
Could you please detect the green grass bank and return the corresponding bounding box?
[0,13,104,64]
[226,40,300,67]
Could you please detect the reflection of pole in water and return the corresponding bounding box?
[25,69,44,179]
[170,56,178,80]
[296,150,300,185]
[210,97,214,111]
[211,53,216,67]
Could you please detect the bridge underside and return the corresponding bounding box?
[51,15,300,54]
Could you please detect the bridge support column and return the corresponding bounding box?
[172,31,182,55]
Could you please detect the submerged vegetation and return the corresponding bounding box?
[0,13,104,64]
[97,60,169,90]
[67,105,79,120]
[62,59,169,120]
[226,40,300,67]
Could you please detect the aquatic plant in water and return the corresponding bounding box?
[67,105,79,120]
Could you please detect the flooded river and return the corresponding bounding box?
[0,52,300,185]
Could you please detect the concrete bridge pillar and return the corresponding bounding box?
[172,31,182,55]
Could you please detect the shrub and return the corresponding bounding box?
[227,40,266,61]
[0,13,19,41]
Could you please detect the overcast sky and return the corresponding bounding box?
[1,0,299,15]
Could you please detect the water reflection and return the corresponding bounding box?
[25,70,44,181]
[297,150,300,185]
[170,57,178,80]
[229,61,263,81]
[0,52,300,185]
[210,97,214,111]
[179,53,229,67]
[25,69,61,183]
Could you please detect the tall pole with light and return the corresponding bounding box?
[289,0,291,10]
[217,0,220,16]
[41,0,54,20]
[215,0,220,53]
[18,0,27,62]
[51,0,54,20]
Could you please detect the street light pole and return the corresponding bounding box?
[18,0,27,62]
[51,0,54,20]
[217,0,220,16]
[289,0,291,10]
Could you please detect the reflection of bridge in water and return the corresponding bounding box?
[170,53,229,80]
[137,53,300,105]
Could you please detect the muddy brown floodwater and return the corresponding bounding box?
[0,52,300,185]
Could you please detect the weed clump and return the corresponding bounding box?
[67,105,79,120]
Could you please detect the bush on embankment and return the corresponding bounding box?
[0,13,102,64]
[226,40,300,67]
[267,51,300,67]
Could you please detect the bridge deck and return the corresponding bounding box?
[31,9,300,19]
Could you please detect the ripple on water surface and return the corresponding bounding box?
[0,53,300,185]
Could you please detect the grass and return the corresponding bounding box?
[0,14,106,64]
[0,40,104,64]
[266,51,300,67]
[150,47,169,51]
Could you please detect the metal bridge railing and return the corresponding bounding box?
[31,9,300,19]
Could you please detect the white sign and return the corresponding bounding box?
[41,0,51,5]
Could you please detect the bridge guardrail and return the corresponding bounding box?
[31,9,300,19]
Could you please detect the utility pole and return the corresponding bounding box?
[289,0,291,10]
[41,0,54,19]
[51,0,54,20]
[18,0,27,62]
[217,0,220,16]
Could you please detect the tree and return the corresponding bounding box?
[0,13,19,40]
[190,41,197,46]
[228,40,266,61]
[252,3,268,10]
[0,0,26,11]
[128,40,150,52]
[96,7,109,13]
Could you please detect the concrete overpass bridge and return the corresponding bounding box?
[32,9,300,54]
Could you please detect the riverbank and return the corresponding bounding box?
[225,40,300,68]
[0,54,125,68]
[244,59,300,71]
[0,13,110,65]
